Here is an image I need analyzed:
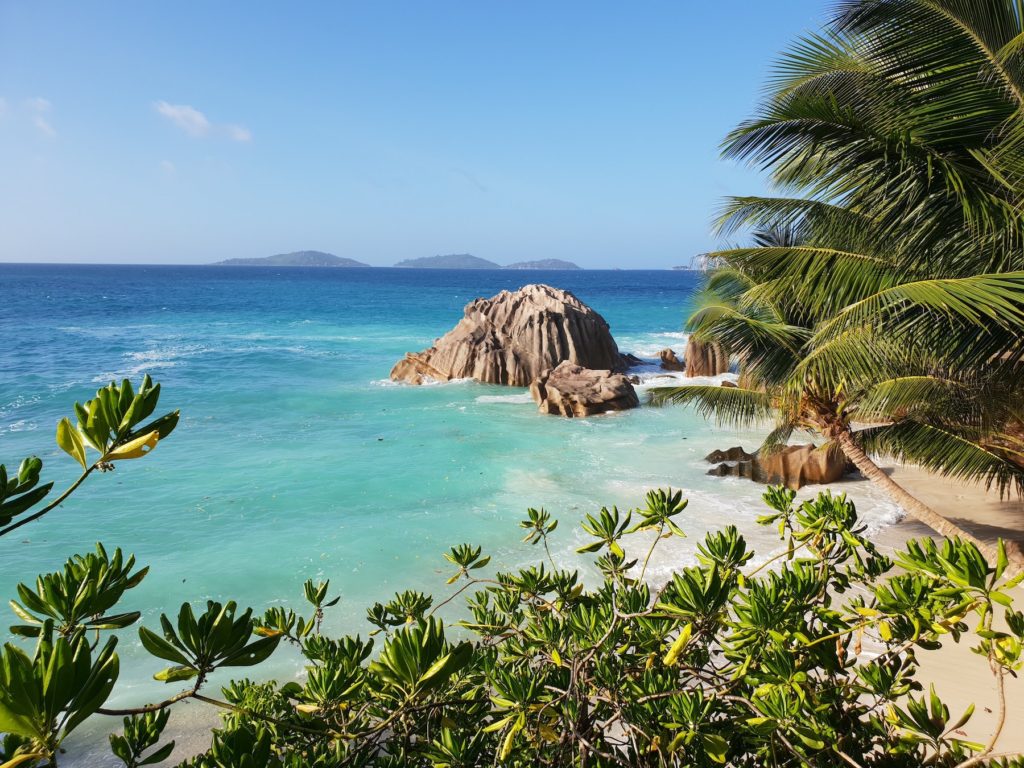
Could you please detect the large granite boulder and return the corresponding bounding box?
[659,348,686,371]
[705,444,853,490]
[530,361,639,417]
[390,284,626,385]
[685,339,729,377]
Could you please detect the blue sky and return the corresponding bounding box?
[1,1,826,267]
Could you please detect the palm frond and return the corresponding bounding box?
[857,420,1024,496]
[648,385,775,430]
[814,272,1024,353]
[686,303,808,386]
[853,375,970,422]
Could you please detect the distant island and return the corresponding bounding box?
[504,259,581,270]
[213,251,370,267]
[394,254,582,270]
[394,254,501,269]
[212,251,585,269]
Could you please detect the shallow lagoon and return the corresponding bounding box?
[0,265,900,714]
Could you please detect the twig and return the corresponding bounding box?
[953,668,1008,768]
[0,466,96,537]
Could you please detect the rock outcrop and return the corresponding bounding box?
[390,284,626,386]
[705,446,756,463]
[659,348,686,371]
[705,444,853,490]
[530,361,639,417]
[685,339,729,377]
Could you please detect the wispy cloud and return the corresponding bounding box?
[155,100,209,137]
[159,159,177,175]
[26,97,56,137]
[154,100,251,142]
[225,124,251,142]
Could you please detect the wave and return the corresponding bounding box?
[371,376,476,388]
[631,371,738,391]
[618,330,690,359]
[476,392,534,405]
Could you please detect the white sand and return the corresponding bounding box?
[876,466,1024,755]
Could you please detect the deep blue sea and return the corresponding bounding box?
[0,265,900,759]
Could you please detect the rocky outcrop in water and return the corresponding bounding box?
[530,361,639,417]
[685,339,729,377]
[390,284,627,386]
[659,348,686,371]
[705,444,853,490]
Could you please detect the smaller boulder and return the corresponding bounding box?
[705,446,756,463]
[530,361,639,418]
[659,348,686,371]
[704,444,853,490]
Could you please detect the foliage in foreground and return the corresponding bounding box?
[1,380,1022,767]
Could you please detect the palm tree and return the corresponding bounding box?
[654,241,1024,561]
[655,0,1024,563]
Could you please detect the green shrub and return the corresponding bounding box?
[0,378,1022,767]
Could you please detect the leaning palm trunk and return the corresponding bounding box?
[832,427,1013,568]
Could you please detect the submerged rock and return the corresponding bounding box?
[685,339,729,377]
[530,361,639,417]
[390,284,626,385]
[705,444,853,490]
[659,348,686,371]
[705,446,756,463]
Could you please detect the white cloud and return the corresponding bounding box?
[26,97,55,137]
[27,97,51,112]
[33,116,56,137]
[159,159,176,175]
[224,124,251,142]
[154,100,251,142]
[154,100,210,137]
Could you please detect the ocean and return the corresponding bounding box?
[0,265,901,736]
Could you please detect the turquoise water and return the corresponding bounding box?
[0,265,901,720]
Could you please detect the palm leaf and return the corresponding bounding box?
[857,420,1024,496]
[648,385,775,430]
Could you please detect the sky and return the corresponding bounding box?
[1,1,827,268]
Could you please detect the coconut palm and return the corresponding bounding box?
[655,0,1024,562]
[654,240,1024,560]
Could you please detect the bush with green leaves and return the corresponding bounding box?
[1,382,1023,767]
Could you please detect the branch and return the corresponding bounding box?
[0,465,96,537]
[953,668,1008,768]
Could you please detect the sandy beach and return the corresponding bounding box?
[879,466,1024,755]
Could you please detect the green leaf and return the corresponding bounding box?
[663,623,693,666]
[792,725,825,750]
[218,635,281,668]
[56,418,88,469]
[701,733,728,763]
[139,741,176,765]
[153,666,198,683]
[138,626,190,667]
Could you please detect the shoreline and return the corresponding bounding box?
[61,463,1024,765]
[875,465,1024,754]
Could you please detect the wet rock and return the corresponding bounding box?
[390,284,626,385]
[705,446,756,462]
[530,361,639,418]
[705,444,853,490]
[685,339,729,377]
[659,348,686,371]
